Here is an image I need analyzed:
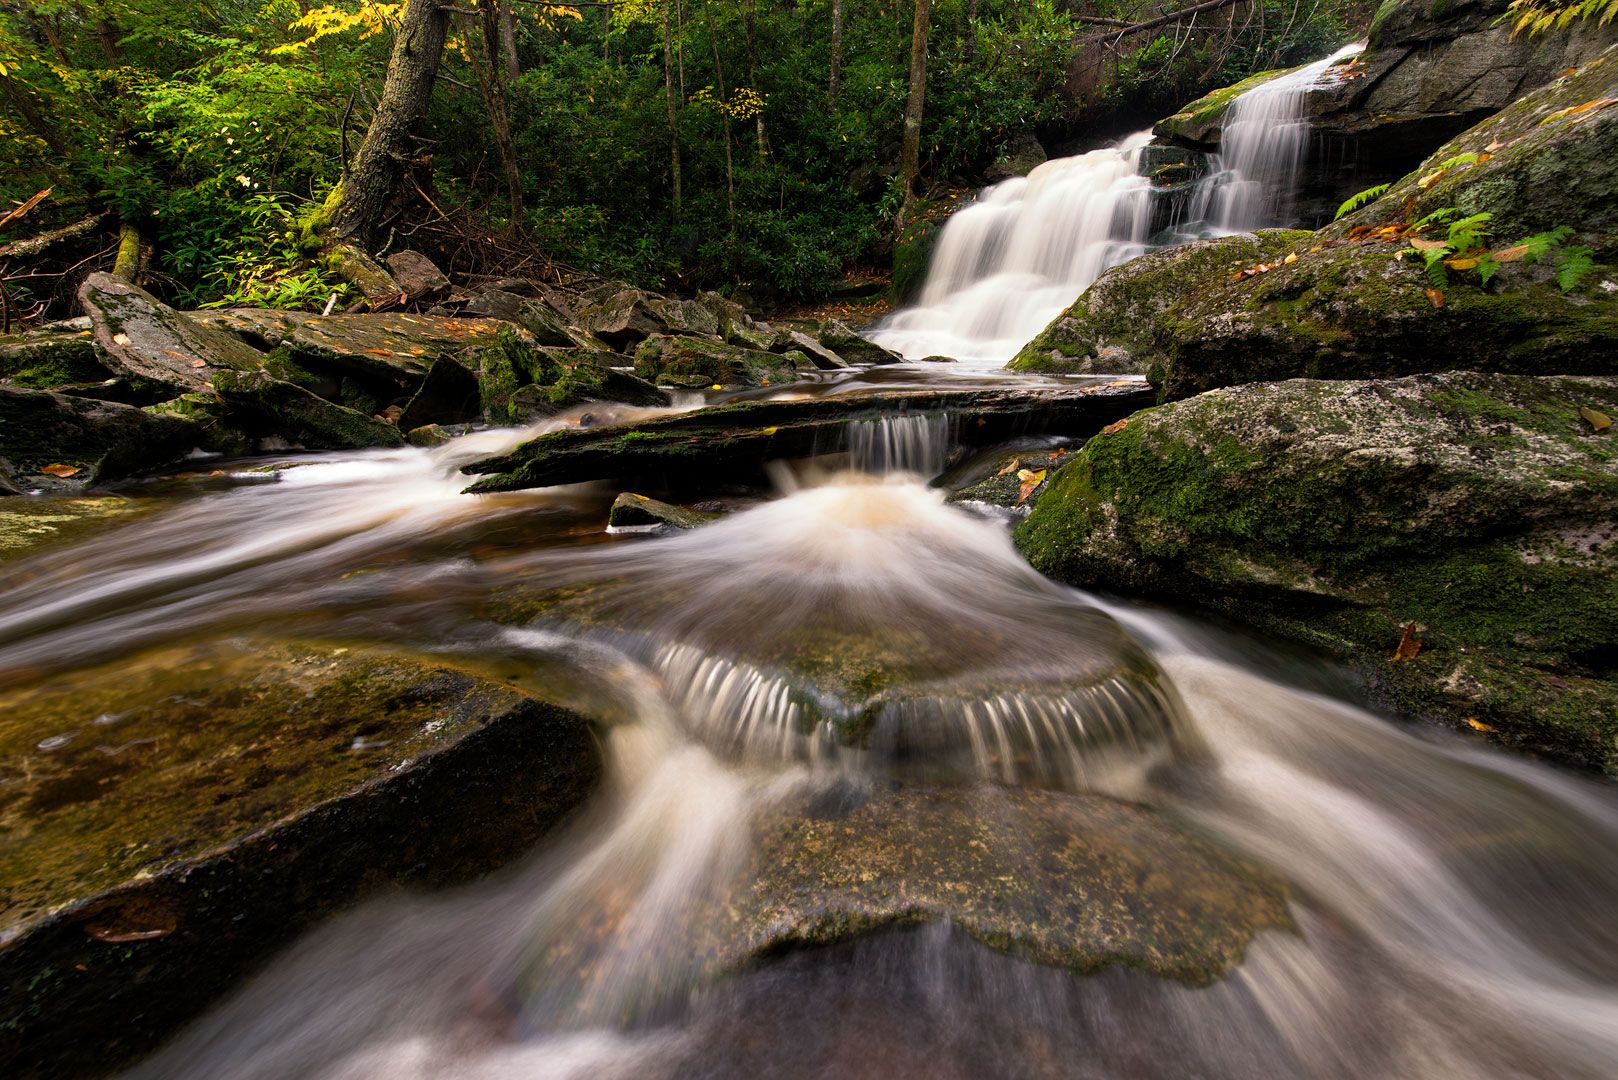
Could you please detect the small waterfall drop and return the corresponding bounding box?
[872,43,1365,369]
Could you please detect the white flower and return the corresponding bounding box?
[236,174,251,186]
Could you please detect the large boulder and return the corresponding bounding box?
[383,249,450,299]
[77,274,266,396]
[1014,371,1618,770]
[634,334,801,388]
[0,639,600,1079]
[468,327,669,426]
[0,387,202,491]
[209,369,405,450]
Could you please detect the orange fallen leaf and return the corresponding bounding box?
[1542,97,1618,124]
[1015,468,1047,506]
[1444,257,1480,270]
[996,457,1021,476]
[366,348,393,356]
[1580,407,1612,432]
[1485,139,1504,152]
[1466,717,1497,733]
[1491,244,1530,262]
[39,463,82,477]
[1417,167,1450,191]
[1392,622,1422,660]
[1425,288,1445,308]
[1102,418,1129,435]
[1409,238,1449,251]
[190,359,207,368]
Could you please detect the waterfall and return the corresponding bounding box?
[872,43,1365,369]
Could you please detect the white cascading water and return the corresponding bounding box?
[870,43,1366,369]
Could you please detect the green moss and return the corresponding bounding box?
[0,336,112,389]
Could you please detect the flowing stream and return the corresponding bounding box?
[6,44,1617,1079]
[871,43,1366,368]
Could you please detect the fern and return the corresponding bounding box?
[1446,212,1493,252]
[1335,183,1390,221]
[1555,247,1596,292]
[1520,225,1576,263]
[1504,0,1618,37]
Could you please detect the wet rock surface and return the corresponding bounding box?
[607,491,721,531]
[0,640,600,1080]
[0,387,203,492]
[461,381,1153,492]
[1015,371,1618,770]
[726,782,1292,984]
[0,496,144,561]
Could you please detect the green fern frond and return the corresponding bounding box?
[1334,183,1390,221]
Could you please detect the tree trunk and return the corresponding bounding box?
[0,74,69,156]
[478,0,526,230]
[95,12,124,62]
[742,0,766,157]
[703,0,735,227]
[663,0,683,221]
[896,0,930,230]
[964,0,977,65]
[829,0,842,103]
[499,0,521,82]
[330,0,449,247]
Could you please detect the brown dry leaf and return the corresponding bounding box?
[1476,153,1493,163]
[1015,468,1047,507]
[1425,288,1445,308]
[1417,167,1450,191]
[366,348,393,356]
[189,359,207,368]
[1409,238,1449,251]
[1492,244,1530,262]
[82,898,178,943]
[1392,622,1422,660]
[112,332,131,346]
[39,463,82,477]
[1580,407,1613,432]
[1542,97,1618,124]
[1444,257,1480,270]
[1466,717,1498,733]
[1485,138,1505,152]
[996,457,1021,476]
[1101,418,1130,435]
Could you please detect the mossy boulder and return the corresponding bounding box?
[470,327,670,425]
[0,388,202,491]
[634,335,799,388]
[814,318,902,365]
[0,330,113,390]
[1151,66,1296,150]
[395,355,482,432]
[77,274,266,396]
[724,782,1292,984]
[0,639,600,1080]
[210,369,405,450]
[1014,371,1618,770]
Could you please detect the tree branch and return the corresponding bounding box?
[1077,0,1249,44]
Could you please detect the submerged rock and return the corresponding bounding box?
[0,640,600,1080]
[0,495,143,561]
[815,318,904,366]
[607,492,721,531]
[1015,371,1618,770]
[726,782,1292,984]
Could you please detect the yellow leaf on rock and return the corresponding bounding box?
[1466,717,1497,732]
[1417,167,1450,190]
[1015,468,1047,506]
[1284,252,1298,263]
[39,463,82,477]
[1392,622,1422,660]
[1580,407,1613,432]
[1425,289,1445,308]
[1445,257,1480,270]
[996,457,1021,476]
[112,332,131,346]
[1492,244,1530,262]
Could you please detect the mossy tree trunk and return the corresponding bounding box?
[829,0,842,102]
[663,0,683,221]
[896,0,931,231]
[476,0,525,231]
[329,0,450,249]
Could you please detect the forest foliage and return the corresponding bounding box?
[1,0,1360,310]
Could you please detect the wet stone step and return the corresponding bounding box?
[0,640,600,1080]
[460,379,1152,492]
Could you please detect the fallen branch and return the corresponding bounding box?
[0,188,52,233]
[0,212,107,260]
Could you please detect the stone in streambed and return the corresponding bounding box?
[210,369,405,450]
[634,335,799,388]
[814,318,902,366]
[0,640,600,1080]
[407,423,454,447]
[607,491,721,531]
[0,495,143,561]
[725,782,1291,984]
[470,328,670,425]
[1015,371,1618,771]
[396,355,482,432]
[768,328,848,370]
[0,387,202,491]
[78,273,266,396]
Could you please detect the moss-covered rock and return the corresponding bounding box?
[1151,66,1297,150]
[726,782,1292,984]
[0,388,203,491]
[470,327,670,425]
[77,274,266,397]
[210,369,404,450]
[634,335,799,388]
[395,355,482,432]
[0,330,112,390]
[606,491,722,530]
[0,495,144,561]
[0,639,600,1079]
[1014,371,1618,770]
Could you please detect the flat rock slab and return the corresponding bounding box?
[78,274,266,395]
[462,380,1153,492]
[727,783,1292,984]
[0,640,600,1079]
[190,309,511,384]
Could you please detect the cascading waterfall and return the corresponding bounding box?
[871,43,1365,369]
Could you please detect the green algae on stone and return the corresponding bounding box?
[1014,371,1618,770]
[633,334,798,389]
[1152,66,1297,150]
[0,496,144,563]
[725,782,1292,984]
[0,639,600,1080]
[607,492,721,531]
